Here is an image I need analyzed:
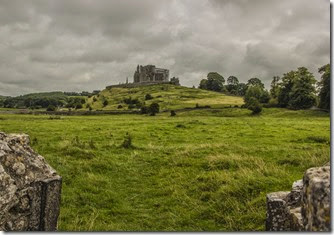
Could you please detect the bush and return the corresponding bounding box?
[86,104,92,111]
[266,98,278,108]
[170,110,176,116]
[141,106,149,114]
[46,105,56,111]
[103,100,109,107]
[247,97,262,114]
[128,104,135,109]
[149,102,160,116]
[121,133,133,149]
[75,103,83,109]
[145,94,153,100]
[117,104,123,109]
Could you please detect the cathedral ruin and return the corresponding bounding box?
[133,65,169,84]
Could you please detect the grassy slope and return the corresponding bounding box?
[0,108,329,231]
[86,84,244,111]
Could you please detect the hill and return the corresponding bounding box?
[86,84,244,111]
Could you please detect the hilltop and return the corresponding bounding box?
[87,84,244,111]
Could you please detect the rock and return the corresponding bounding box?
[302,166,330,231]
[266,191,290,231]
[289,207,303,231]
[286,179,303,208]
[266,164,330,232]
[0,132,62,231]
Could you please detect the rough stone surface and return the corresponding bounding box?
[0,132,62,231]
[302,166,330,231]
[266,164,330,232]
[266,191,290,231]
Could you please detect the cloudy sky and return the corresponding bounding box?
[0,0,330,96]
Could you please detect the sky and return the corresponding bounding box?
[0,0,330,96]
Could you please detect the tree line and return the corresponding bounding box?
[0,91,91,110]
[198,64,330,113]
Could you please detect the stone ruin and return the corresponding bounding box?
[133,64,169,84]
[266,163,330,231]
[0,132,62,231]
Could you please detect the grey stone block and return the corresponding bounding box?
[302,166,330,231]
[0,132,62,231]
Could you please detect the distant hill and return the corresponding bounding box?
[87,84,244,111]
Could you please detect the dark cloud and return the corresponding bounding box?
[0,0,330,96]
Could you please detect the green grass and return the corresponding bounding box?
[87,84,244,111]
[0,107,329,231]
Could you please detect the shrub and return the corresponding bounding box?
[103,100,109,107]
[121,133,133,149]
[267,98,278,108]
[149,102,160,116]
[117,104,123,109]
[93,97,97,102]
[145,94,153,100]
[170,110,176,116]
[128,104,135,109]
[247,97,262,114]
[75,103,83,109]
[46,105,56,111]
[86,104,92,110]
[141,106,149,114]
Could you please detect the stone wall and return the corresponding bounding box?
[0,132,62,231]
[266,164,330,231]
[106,81,171,89]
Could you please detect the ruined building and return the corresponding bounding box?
[133,65,169,84]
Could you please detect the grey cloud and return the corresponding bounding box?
[0,0,330,96]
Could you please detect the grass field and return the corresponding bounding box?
[87,84,244,111]
[0,107,329,231]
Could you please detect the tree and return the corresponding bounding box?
[226,76,239,94]
[149,102,160,116]
[270,76,280,98]
[259,90,270,103]
[244,86,263,104]
[247,77,264,89]
[318,64,330,110]
[277,71,297,107]
[247,97,262,114]
[237,83,248,96]
[199,79,208,89]
[288,67,316,109]
[207,72,225,92]
[199,72,225,92]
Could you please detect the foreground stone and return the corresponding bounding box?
[266,164,330,231]
[0,132,62,231]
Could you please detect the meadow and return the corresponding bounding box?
[0,106,329,231]
[86,84,244,110]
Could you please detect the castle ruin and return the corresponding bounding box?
[133,65,169,84]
